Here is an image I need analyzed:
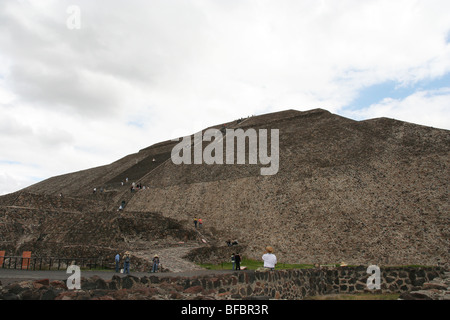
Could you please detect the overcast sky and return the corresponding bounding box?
[1,0,449,195]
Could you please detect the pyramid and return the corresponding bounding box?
[1,108,448,267]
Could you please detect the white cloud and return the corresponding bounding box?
[343,88,450,130]
[0,170,36,196]
[0,0,449,195]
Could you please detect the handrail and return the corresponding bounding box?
[0,255,114,271]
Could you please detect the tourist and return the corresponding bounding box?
[198,218,203,228]
[234,253,241,270]
[115,253,120,272]
[152,254,160,273]
[123,251,131,274]
[231,253,236,270]
[194,217,198,228]
[262,246,277,271]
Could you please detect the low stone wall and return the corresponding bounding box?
[187,266,446,299]
[0,266,447,300]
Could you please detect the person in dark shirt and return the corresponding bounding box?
[234,253,241,270]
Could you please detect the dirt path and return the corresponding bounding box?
[132,243,206,273]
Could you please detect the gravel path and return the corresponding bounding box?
[132,243,206,273]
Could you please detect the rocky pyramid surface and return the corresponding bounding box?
[1,108,448,268]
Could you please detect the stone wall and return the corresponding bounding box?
[179,266,446,299]
[1,266,446,300]
[0,205,197,264]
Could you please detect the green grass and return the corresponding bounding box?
[199,258,314,270]
[305,293,400,300]
[385,265,436,269]
[199,259,439,271]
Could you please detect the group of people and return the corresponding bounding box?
[115,252,161,274]
[226,239,239,246]
[230,252,241,270]
[130,182,147,192]
[113,246,277,274]
[119,178,149,192]
[230,246,277,271]
[193,217,203,229]
[191,215,277,271]
[115,252,132,274]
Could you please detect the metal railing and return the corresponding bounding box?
[0,256,114,271]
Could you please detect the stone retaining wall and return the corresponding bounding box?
[1,266,446,300]
[172,266,446,299]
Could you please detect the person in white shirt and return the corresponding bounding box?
[262,246,277,270]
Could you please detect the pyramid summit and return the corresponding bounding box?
[1,108,448,269]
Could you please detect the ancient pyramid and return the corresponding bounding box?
[1,108,448,268]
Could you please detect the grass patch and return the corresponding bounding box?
[305,293,400,300]
[199,258,314,270]
[385,265,436,269]
[199,259,439,271]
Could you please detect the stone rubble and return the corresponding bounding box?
[399,272,450,300]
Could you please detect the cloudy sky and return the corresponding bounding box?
[1,0,449,195]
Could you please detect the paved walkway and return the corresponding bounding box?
[0,268,237,286]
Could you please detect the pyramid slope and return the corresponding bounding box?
[1,108,448,267]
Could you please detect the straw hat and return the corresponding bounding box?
[265,246,274,253]
[340,261,348,267]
